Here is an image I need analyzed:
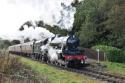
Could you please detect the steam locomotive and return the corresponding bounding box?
[8,35,87,67]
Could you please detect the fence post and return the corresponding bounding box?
[104,52,107,61]
[96,49,100,63]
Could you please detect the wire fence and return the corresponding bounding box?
[84,48,106,61]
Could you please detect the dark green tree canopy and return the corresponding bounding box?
[73,0,125,48]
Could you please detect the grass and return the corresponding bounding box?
[88,59,125,76]
[20,56,103,83]
[0,51,50,83]
[102,61,125,76]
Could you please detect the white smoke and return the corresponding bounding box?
[0,0,79,40]
[18,26,54,41]
[50,36,69,44]
[48,47,58,61]
[40,35,69,62]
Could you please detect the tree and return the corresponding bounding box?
[73,0,125,48]
[24,37,30,43]
[3,40,11,48]
[11,40,20,45]
[0,39,11,49]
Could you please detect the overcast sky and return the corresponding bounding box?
[0,0,79,40]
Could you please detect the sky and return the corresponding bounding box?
[0,0,79,40]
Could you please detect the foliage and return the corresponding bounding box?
[107,49,125,63]
[0,39,11,49]
[11,39,20,45]
[92,45,120,53]
[102,61,125,76]
[0,38,21,49]
[90,59,125,76]
[24,37,30,43]
[92,45,125,63]
[73,0,125,48]
[0,52,51,83]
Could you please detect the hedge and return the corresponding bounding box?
[92,45,125,63]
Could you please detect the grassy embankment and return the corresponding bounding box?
[88,59,125,76]
[19,56,103,83]
[103,61,125,76]
[0,51,50,83]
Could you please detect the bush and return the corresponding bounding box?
[92,45,125,63]
[92,45,120,53]
[107,49,125,63]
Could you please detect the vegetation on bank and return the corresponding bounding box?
[92,45,125,63]
[103,61,125,76]
[88,59,125,77]
[0,51,50,83]
[20,56,103,83]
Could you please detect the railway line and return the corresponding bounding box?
[47,61,125,83]
[19,54,125,83]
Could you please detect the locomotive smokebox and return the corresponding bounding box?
[66,35,80,49]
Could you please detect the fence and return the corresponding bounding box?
[84,48,106,61]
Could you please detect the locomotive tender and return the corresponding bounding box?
[8,35,87,67]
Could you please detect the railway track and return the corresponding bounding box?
[47,62,125,83]
[16,55,125,83]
